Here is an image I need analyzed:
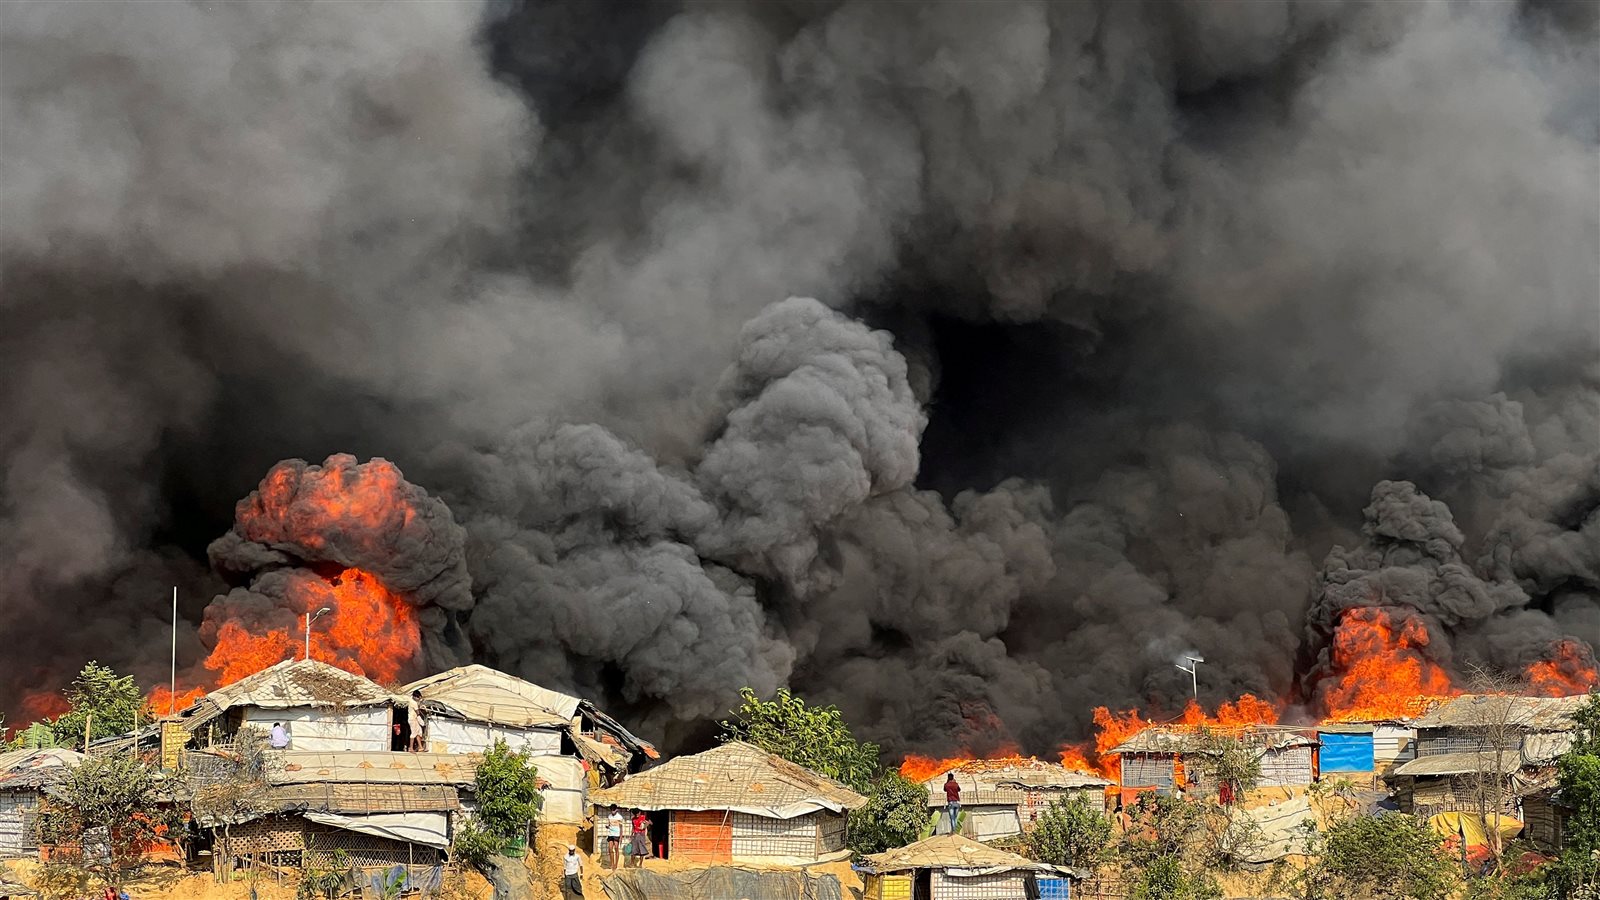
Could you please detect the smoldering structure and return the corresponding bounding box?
[1,0,1595,755]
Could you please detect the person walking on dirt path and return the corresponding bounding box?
[943,773,962,834]
[606,807,624,868]
[562,844,584,898]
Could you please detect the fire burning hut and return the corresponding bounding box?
[1110,726,1319,795]
[920,760,1110,841]
[589,741,865,865]
[0,749,83,858]
[861,833,1082,900]
[1386,693,1589,851]
[399,664,656,780]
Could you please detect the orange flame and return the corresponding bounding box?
[1057,693,1281,782]
[204,568,419,688]
[1524,639,1599,696]
[1320,607,1458,721]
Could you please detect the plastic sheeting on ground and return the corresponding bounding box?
[301,810,450,848]
[1428,812,1524,851]
[600,867,842,900]
[1234,796,1317,864]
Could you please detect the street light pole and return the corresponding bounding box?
[1176,655,1204,701]
[304,607,332,661]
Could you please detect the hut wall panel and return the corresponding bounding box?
[426,720,561,756]
[1121,755,1175,790]
[818,811,848,854]
[669,810,732,864]
[932,871,1029,899]
[0,792,39,856]
[1373,727,1417,770]
[1260,747,1314,786]
[1522,796,1560,852]
[730,811,817,858]
[242,707,390,752]
[866,874,913,900]
[964,806,1023,841]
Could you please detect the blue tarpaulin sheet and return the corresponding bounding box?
[1038,875,1072,898]
[1319,732,1374,772]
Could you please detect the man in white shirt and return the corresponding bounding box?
[269,723,290,749]
[562,845,583,898]
[606,808,624,869]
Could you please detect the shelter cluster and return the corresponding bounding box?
[0,664,1593,900]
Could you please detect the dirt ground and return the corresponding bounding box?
[0,857,495,900]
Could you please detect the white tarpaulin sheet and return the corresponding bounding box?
[427,719,561,756]
[244,706,390,752]
[533,755,586,824]
[1234,796,1316,864]
[302,811,450,849]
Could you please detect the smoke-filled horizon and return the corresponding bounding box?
[2,0,1595,756]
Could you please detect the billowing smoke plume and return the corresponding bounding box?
[2,0,1594,755]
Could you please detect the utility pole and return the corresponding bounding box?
[304,607,332,661]
[1176,655,1205,701]
[170,585,178,716]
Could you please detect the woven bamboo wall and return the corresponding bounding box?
[932,871,1028,899]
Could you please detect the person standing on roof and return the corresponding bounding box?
[562,844,584,898]
[406,691,425,752]
[943,773,962,834]
[269,722,290,749]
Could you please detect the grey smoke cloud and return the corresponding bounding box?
[1,0,1594,755]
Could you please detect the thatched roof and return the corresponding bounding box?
[589,741,865,819]
[0,748,83,792]
[267,750,479,786]
[262,782,460,815]
[1111,726,1317,756]
[1412,694,1589,732]
[863,833,1076,877]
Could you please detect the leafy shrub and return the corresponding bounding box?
[847,772,931,856]
[1025,793,1114,868]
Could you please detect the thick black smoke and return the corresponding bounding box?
[2,0,1594,756]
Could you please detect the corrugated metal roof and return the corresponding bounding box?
[1391,752,1523,777]
[267,751,479,786]
[1412,694,1589,732]
[0,749,83,791]
[589,741,865,818]
[863,834,1075,876]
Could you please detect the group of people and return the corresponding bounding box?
[560,807,651,899]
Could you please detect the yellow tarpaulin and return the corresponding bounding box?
[1428,811,1523,849]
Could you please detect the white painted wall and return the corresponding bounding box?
[427,719,561,756]
[242,706,390,752]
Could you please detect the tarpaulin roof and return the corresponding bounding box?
[1391,751,1524,777]
[1412,694,1589,732]
[263,783,460,815]
[400,664,657,762]
[1231,797,1317,864]
[302,811,450,849]
[921,760,1109,809]
[862,834,1079,877]
[0,748,83,791]
[601,867,842,900]
[589,741,865,818]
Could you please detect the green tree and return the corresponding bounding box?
[846,772,931,856]
[49,662,143,750]
[1025,793,1114,869]
[1296,813,1458,900]
[1530,691,1600,898]
[719,688,879,793]
[473,739,543,843]
[1130,854,1222,900]
[34,753,174,883]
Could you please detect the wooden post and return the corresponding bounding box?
[83,712,92,752]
